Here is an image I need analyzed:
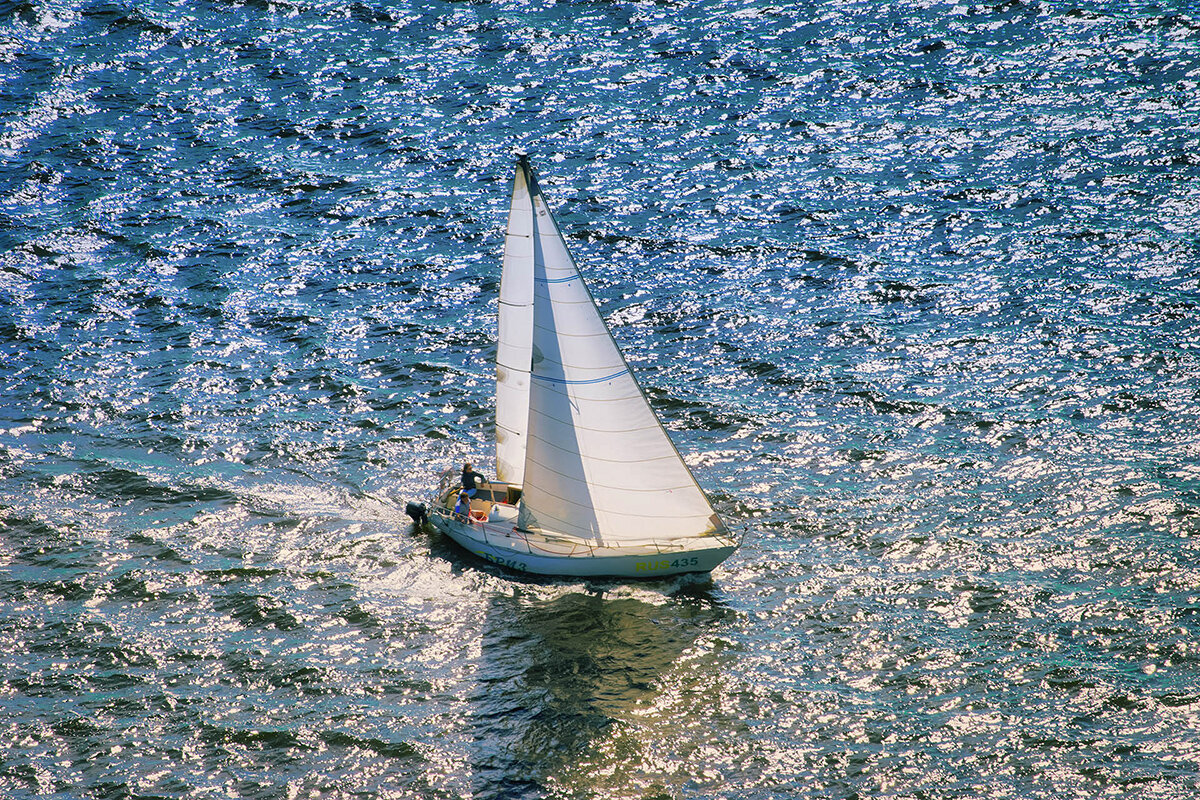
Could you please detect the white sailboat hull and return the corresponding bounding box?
[428,508,737,579]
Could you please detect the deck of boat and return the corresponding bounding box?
[438,477,520,517]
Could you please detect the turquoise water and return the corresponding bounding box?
[2,1,1200,797]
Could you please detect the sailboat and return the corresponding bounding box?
[411,156,739,578]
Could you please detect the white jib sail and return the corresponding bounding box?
[514,162,724,545]
[494,163,535,485]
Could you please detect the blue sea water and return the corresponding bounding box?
[2,0,1200,797]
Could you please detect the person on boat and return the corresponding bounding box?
[454,491,471,522]
[461,462,486,498]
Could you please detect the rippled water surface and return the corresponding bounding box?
[3,0,1200,797]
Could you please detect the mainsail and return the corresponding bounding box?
[504,158,725,545]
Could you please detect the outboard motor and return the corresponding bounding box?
[405,501,428,527]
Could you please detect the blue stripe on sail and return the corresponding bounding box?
[532,368,629,385]
[535,275,578,284]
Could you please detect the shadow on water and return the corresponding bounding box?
[468,585,728,798]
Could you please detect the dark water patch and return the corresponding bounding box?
[962,581,1011,617]
[319,730,421,760]
[8,574,92,603]
[645,389,741,434]
[200,565,283,584]
[200,723,306,753]
[219,650,333,696]
[840,389,936,416]
[360,665,436,697]
[731,357,792,386]
[865,279,944,307]
[124,533,189,567]
[68,466,238,508]
[1157,692,1200,708]
[108,570,166,604]
[213,591,302,632]
[840,448,887,464]
[85,3,175,37]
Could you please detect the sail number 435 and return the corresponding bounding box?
[635,557,700,572]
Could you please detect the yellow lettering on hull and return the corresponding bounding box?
[635,557,701,572]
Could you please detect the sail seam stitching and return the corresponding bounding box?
[531,369,628,385]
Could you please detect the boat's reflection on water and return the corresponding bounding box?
[467,583,731,797]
